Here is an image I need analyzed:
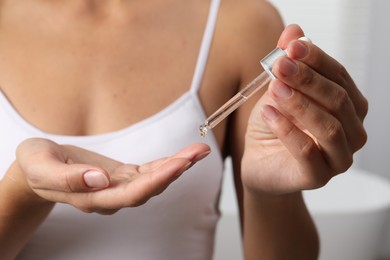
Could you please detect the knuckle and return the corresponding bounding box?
[298,141,332,188]
[293,95,310,116]
[328,151,354,174]
[311,175,330,189]
[358,96,369,119]
[337,64,350,84]
[339,155,354,173]
[130,197,149,207]
[278,122,296,139]
[75,203,95,214]
[79,207,92,213]
[299,139,318,160]
[332,88,350,111]
[301,171,330,190]
[97,209,118,215]
[351,125,368,152]
[357,128,368,149]
[125,192,151,207]
[24,166,41,187]
[79,207,94,214]
[299,66,316,86]
[71,195,95,213]
[324,120,343,143]
[64,171,76,192]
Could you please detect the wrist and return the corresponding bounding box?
[242,186,319,260]
[2,162,53,207]
[0,162,54,259]
[243,186,305,208]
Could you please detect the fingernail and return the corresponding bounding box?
[84,170,109,188]
[279,57,298,77]
[293,41,308,59]
[194,151,211,162]
[272,81,292,99]
[262,105,279,121]
[175,162,192,177]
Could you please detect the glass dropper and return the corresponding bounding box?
[199,37,311,138]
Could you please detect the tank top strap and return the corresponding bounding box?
[189,0,221,95]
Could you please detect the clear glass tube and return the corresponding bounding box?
[199,71,271,137]
[199,37,311,137]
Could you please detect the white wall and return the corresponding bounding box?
[215,0,390,259]
[360,0,390,257]
[269,0,371,97]
[360,0,390,184]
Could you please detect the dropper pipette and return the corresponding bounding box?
[199,37,310,137]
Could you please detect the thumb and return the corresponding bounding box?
[66,164,110,191]
[16,138,110,192]
[26,159,110,192]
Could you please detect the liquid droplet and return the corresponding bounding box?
[199,124,208,138]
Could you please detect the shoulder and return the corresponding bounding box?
[219,0,284,42]
[217,0,285,80]
[221,0,283,29]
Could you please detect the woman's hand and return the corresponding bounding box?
[242,24,368,195]
[14,138,210,214]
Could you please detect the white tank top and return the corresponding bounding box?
[0,0,224,259]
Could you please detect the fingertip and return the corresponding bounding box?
[277,24,305,49]
[274,56,298,77]
[194,150,211,162]
[190,143,211,153]
[286,40,309,60]
[191,143,211,161]
[174,143,211,161]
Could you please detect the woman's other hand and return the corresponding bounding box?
[14,138,210,214]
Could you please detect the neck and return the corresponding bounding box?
[59,0,169,22]
[70,0,129,17]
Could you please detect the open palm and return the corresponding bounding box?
[16,138,210,214]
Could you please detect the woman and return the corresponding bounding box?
[0,0,367,259]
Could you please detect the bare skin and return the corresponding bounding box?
[0,0,367,259]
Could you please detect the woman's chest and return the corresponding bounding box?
[0,2,239,148]
[0,21,198,133]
